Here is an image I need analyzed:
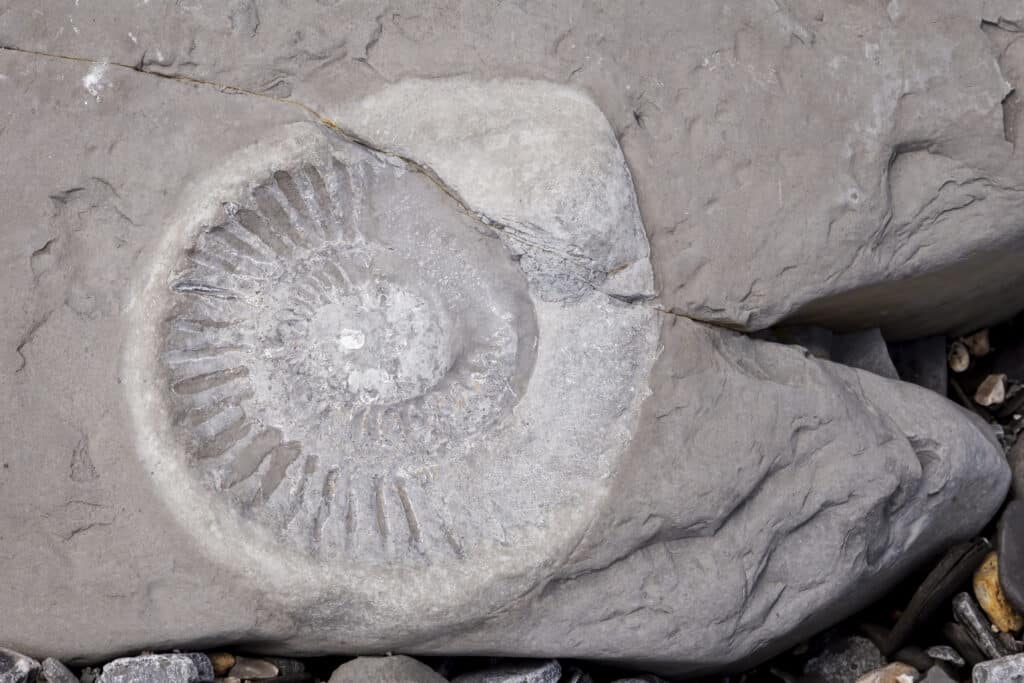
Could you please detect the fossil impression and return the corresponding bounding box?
[126,122,660,598]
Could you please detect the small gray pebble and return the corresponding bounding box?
[41,658,79,683]
[98,654,199,683]
[328,656,445,682]
[452,660,561,683]
[78,667,100,683]
[974,652,1024,682]
[804,636,884,683]
[925,646,965,668]
[0,647,40,683]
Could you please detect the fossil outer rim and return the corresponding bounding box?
[124,122,659,613]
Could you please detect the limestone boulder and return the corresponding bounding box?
[0,3,1013,679]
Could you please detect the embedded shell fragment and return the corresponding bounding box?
[125,122,661,602]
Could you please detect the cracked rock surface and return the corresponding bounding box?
[0,1,1015,678]
[4,1,1024,336]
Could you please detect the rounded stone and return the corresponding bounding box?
[973,551,1024,632]
[999,500,1024,615]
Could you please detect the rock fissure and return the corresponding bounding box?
[0,43,708,329]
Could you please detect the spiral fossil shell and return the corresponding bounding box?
[126,121,658,602]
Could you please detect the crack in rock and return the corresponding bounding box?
[0,43,697,325]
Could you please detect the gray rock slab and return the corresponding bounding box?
[328,656,446,683]
[3,2,1024,338]
[176,655,211,683]
[41,659,79,683]
[0,9,1012,680]
[925,646,965,668]
[973,652,1024,682]
[0,648,39,683]
[97,655,198,683]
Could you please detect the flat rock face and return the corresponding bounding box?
[0,2,1014,678]
[3,1,1024,337]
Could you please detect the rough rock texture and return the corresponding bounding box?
[0,648,39,683]
[2,2,1024,337]
[41,658,80,683]
[328,656,446,683]
[0,1,1015,680]
[805,636,885,683]
[451,660,561,683]
[97,655,200,683]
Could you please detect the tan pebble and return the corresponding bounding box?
[974,551,1024,632]
[854,662,919,683]
[214,678,241,683]
[948,341,970,373]
[209,653,236,677]
[975,374,1007,407]
[963,329,992,357]
[227,656,278,680]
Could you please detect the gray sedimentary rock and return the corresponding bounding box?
[0,648,39,683]
[451,661,561,683]
[973,652,1024,682]
[40,659,79,683]
[0,1,1015,679]
[328,656,446,683]
[97,655,199,683]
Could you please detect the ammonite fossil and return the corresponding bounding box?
[127,123,658,604]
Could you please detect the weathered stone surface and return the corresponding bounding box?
[804,636,885,683]
[451,660,560,683]
[999,501,1024,614]
[973,652,1024,682]
[97,655,198,683]
[3,2,1023,338]
[0,648,39,683]
[924,647,964,668]
[328,656,446,683]
[41,658,79,683]
[0,2,1013,679]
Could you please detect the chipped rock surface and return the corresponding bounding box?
[0,1,1014,679]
